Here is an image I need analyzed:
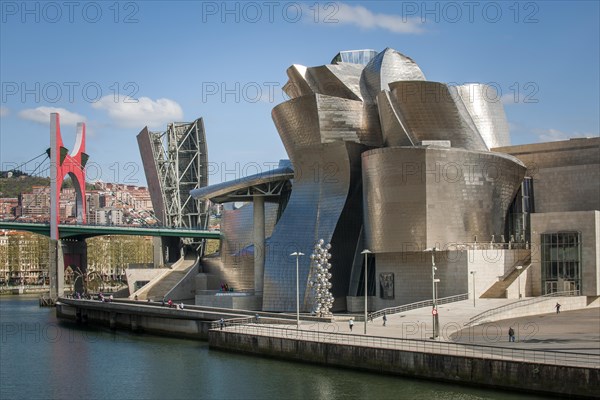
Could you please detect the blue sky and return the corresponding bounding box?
[1,1,598,186]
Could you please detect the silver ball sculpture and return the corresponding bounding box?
[308,239,334,317]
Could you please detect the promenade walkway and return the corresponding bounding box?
[217,297,599,368]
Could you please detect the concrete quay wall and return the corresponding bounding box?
[57,301,214,339]
[208,330,599,399]
[55,299,300,339]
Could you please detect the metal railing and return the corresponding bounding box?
[430,241,530,250]
[0,284,50,292]
[367,293,469,321]
[196,289,261,297]
[210,317,256,329]
[214,323,599,369]
[467,290,581,326]
[0,219,221,232]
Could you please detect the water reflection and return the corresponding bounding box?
[1,296,546,400]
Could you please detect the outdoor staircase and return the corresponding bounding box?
[131,255,197,301]
[480,255,531,299]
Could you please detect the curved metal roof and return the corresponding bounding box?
[190,166,294,203]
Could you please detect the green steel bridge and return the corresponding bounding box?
[0,221,221,240]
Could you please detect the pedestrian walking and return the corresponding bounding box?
[383,313,387,327]
[349,318,354,332]
[508,326,515,342]
[555,302,561,313]
[219,318,225,330]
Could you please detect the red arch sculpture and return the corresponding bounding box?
[49,113,88,239]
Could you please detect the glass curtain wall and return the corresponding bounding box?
[541,231,581,294]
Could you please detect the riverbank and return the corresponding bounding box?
[55,297,600,399]
[56,297,307,339]
[0,286,49,295]
[3,296,546,400]
[209,324,599,399]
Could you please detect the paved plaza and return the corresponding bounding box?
[286,299,600,356]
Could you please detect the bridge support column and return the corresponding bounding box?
[62,239,87,295]
[153,237,181,267]
[49,239,64,299]
[253,196,265,295]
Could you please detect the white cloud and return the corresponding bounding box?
[0,106,9,117]
[534,128,597,142]
[325,3,425,34]
[18,106,86,126]
[501,92,539,105]
[92,95,183,129]
[501,93,518,105]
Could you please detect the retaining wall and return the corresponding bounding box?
[208,330,599,399]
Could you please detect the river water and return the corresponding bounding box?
[0,296,545,400]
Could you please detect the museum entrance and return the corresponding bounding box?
[541,231,581,294]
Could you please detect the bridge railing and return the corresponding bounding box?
[0,219,220,232]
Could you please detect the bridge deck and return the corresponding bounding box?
[0,221,221,239]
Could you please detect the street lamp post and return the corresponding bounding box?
[470,271,476,307]
[516,265,523,298]
[290,251,304,329]
[361,249,372,335]
[425,247,438,339]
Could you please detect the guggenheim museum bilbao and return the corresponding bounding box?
[155,48,599,313]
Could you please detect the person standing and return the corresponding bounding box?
[555,302,561,313]
[219,318,225,330]
[349,318,354,332]
[508,327,515,342]
[383,313,387,327]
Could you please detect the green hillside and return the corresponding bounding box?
[0,175,50,198]
[0,171,94,198]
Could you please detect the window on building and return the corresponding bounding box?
[507,177,534,244]
[541,231,581,294]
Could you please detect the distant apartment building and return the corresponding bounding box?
[131,193,153,210]
[0,198,18,219]
[0,231,48,285]
[89,208,123,225]
[4,181,155,225]
[19,186,50,216]
[0,233,8,284]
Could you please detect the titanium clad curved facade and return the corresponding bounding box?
[362,146,526,252]
[456,84,511,149]
[272,94,380,164]
[389,81,488,151]
[204,202,279,291]
[361,48,426,102]
[193,47,524,312]
[262,142,363,312]
[324,64,366,101]
[282,65,313,99]
[376,90,415,147]
[305,66,362,101]
[282,64,365,101]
